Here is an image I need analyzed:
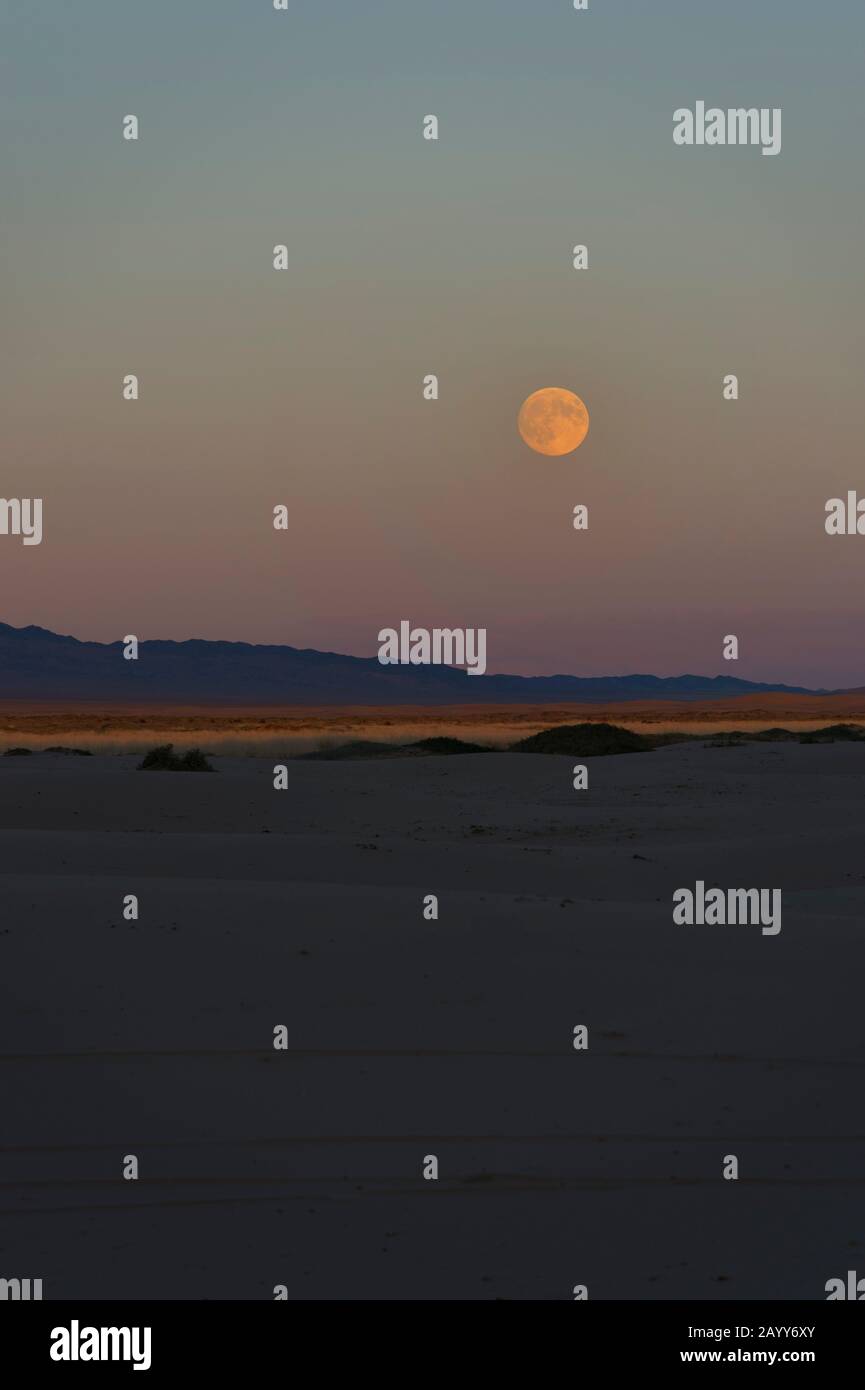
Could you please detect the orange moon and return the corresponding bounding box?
[518,387,590,456]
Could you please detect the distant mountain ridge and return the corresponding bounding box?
[0,622,830,704]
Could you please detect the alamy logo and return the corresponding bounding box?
[50,1320,152,1371]
[673,881,782,935]
[0,1276,42,1300]
[825,493,865,535]
[0,498,42,545]
[378,621,487,676]
[825,1270,865,1300]
[673,102,781,157]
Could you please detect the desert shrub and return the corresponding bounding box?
[799,724,865,745]
[137,743,214,771]
[180,747,213,771]
[511,723,647,756]
[405,737,487,755]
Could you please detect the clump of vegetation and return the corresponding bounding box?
[137,743,214,771]
[704,725,865,748]
[405,737,488,755]
[3,747,33,756]
[45,746,93,756]
[799,724,865,744]
[511,722,648,757]
[704,732,747,748]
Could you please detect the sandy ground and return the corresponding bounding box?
[1,742,863,1300]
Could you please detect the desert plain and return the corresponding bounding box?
[1,718,863,1299]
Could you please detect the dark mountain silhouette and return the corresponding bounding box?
[0,622,828,705]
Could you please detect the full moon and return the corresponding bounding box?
[518,387,590,456]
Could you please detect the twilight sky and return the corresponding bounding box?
[2,0,863,685]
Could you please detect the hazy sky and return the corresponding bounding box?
[2,1,863,684]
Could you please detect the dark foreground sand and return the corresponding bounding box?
[1,741,863,1300]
